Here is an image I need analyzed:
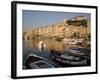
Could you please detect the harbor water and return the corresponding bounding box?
[23,37,91,69]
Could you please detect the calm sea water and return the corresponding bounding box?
[23,38,90,68]
[23,38,67,66]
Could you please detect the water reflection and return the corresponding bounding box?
[23,37,67,68]
[23,37,90,69]
[23,38,66,52]
[38,41,46,52]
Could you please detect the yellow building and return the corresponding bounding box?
[23,18,90,39]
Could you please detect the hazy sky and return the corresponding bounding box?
[22,10,90,31]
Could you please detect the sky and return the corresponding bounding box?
[22,10,90,31]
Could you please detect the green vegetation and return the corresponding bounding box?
[70,32,80,39]
[67,20,87,27]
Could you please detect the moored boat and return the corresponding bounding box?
[50,49,90,66]
[24,53,56,69]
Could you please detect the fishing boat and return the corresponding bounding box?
[24,54,55,69]
[50,49,90,66]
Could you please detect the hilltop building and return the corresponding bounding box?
[23,16,90,39]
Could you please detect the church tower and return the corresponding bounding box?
[63,17,68,26]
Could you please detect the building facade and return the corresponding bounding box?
[23,17,90,39]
